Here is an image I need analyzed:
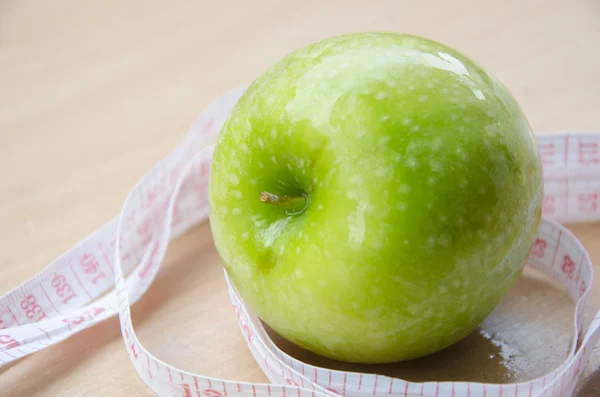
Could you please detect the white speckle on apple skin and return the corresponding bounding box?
[231,190,242,199]
[379,136,391,146]
[430,138,443,151]
[241,232,250,241]
[440,215,448,223]
[240,143,249,152]
[347,206,366,245]
[232,208,241,215]
[398,184,411,194]
[404,240,409,245]
[380,115,390,122]
[375,91,387,100]
[406,157,418,169]
[411,125,421,132]
[271,129,277,139]
[386,80,397,88]
[402,118,413,126]
[295,268,303,278]
[427,177,436,184]
[375,167,388,177]
[319,280,327,288]
[258,161,264,169]
[439,285,448,293]
[418,95,428,102]
[449,114,458,121]
[341,80,353,90]
[227,173,240,185]
[397,202,407,211]
[257,137,264,148]
[429,159,443,172]
[271,156,278,164]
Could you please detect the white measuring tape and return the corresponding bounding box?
[1,87,600,397]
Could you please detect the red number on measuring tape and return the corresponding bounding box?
[538,141,556,165]
[181,384,192,397]
[204,390,223,397]
[562,255,576,279]
[530,238,547,258]
[20,295,46,322]
[543,195,556,215]
[578,140,600,165]
[0,334,19,348]
[80,253,106,285]
[51,274,77,304]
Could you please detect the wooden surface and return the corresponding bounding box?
[1,0,599,395]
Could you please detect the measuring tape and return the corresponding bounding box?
[1,87,600,397]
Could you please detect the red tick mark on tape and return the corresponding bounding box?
[373,375,378,396]
[40,283,62,315]
[68,262,93,299]
[552,231,563,267]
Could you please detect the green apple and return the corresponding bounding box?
[208,32,543,364]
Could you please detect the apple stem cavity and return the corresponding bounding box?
[259,191,309,214]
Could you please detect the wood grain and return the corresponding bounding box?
[0,0,599,395]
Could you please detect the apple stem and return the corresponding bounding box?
[259,191,308,213]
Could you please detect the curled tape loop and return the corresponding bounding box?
[1,87,600,397]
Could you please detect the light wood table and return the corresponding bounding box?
[1,1,599,396]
